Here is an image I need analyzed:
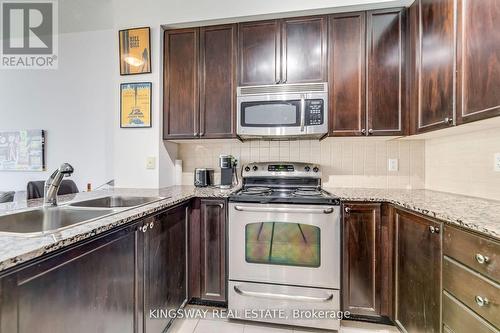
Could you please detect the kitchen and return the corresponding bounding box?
[0,0,499,332]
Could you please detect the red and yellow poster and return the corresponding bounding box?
[119,27,151,75]
[120,83,152,128]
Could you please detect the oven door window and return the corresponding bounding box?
[245,222,320,268]
[241,101,300,127]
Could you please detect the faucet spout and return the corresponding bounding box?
[43,163,74,207]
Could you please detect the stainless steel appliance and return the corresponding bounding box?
[228,162,341,330]
[237,83,328,140]
[219,155,238,189]
[194,168,214,187]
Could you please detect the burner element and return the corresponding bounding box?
[293,188,323,197]
[240,186,273,196]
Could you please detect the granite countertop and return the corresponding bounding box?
[0,185,498,274]
[0,186,236,273]
[326,187,500,240]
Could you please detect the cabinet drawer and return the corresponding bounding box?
[443,291,498,333]
[444,226,499,282]
[443,257,500,328]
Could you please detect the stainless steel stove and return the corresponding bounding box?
[228,162,341,331]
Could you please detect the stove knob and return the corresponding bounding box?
[244,166,250,172]
[304,166,311,172]
[313,167,319,173]
[252,165,258,171]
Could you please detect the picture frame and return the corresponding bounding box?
[119,27,152,75]
[120,82,152,128]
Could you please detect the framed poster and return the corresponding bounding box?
[119,27,151,75]
[0,130,45,171]
[120,82,152,128]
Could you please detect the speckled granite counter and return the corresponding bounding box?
[0,186,236,273]
[326,188,500,240]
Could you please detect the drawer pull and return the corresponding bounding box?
[475,295,489,307]
[475,253,490,265]
[429,226,440,234]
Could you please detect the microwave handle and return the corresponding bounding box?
[300,95,306,132]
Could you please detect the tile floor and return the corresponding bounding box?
[168,307,399,333]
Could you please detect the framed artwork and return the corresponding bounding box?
[0,130,45,171]
[119,27,151,75]
[120,82,152,128]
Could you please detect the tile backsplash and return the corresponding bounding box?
[178,138,425,189]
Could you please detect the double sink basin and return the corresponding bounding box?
[0,196,167,237]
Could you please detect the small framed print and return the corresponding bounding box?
[119,27,151,75]
[120,82,152,128]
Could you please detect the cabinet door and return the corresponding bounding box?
[281,16,327,84]
[164,28,199,139]
[0,223,143,333]
[457,0,500,124]
[199,24,237,138]
[328,13,366,136]
[411,0,456,134]
[238,20,280,86]
[200,199,226,302]
[144,205,187,333]
[367,9,407,136]
[342,203,381,317]
[395,209,442,333]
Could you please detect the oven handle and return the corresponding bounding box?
[234,285,334,303]
[234,205,334,214]
[300,95,306,132]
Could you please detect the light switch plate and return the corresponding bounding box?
[146,156,156,170]
[495,153,500,172]
[388,158,399,172]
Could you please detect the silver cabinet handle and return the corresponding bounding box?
[361,129,366,135]
[218,203,224,209]
[300,95,306,132]
[475,253,490,265]
[344,207,351,214]
[429,226,440,234]
[234,205,334,214]
[368,128,374,135]
[141,225,148,233]
[149,222,154,229]
[234,285,333,303]
[475,295,489,307]
[444,117,453,125]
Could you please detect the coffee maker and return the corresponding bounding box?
[219,155,237,189]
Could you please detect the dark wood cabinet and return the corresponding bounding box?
[238,16,327,86]
[328,12,366,136]
[199,25,237,138]
[281,16,327,84]
[394,209,442,333]
[342,203,381,317]
[410,0,456,134]
[144,204,188,333]
[367,9,407,136]
[164,28,199,139]
[0,222,143,333]
[457,0,500,124]
[238,20,281,86]
[200,199,227,302]
[164,25,236,140]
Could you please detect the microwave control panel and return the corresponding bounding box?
[305,99,324,125]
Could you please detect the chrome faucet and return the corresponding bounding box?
[43,163,74,207]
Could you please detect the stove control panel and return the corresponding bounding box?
[242,162,321,178]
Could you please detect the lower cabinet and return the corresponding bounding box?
[394,208,442,333]
[0,203,189,333]
[342,203,393,320]
[188,198,227,303]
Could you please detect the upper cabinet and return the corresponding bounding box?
[367,9,407,136]
[410,0,456,134]
[163,25,236,140]
[457,0,500,124]
[238,17,327,86]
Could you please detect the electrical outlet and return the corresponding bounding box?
[388,158,399,172]
[146,156,156,170]
[495,153,500,172]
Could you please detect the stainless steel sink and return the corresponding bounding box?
[0,207,115,236]
[69,196,166,209]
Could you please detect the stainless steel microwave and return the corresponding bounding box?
[237,83,328,140]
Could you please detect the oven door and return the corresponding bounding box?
[228,202,340,289]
